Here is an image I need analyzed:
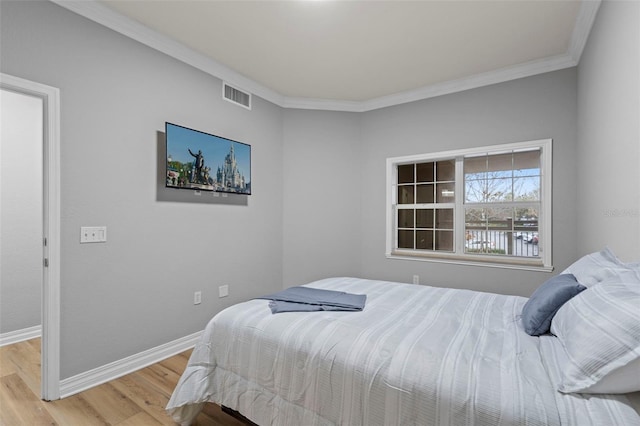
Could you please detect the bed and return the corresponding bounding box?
[167,251,640,426]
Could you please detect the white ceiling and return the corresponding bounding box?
[57,0,599,111]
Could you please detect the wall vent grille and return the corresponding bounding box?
[223,83,251,110]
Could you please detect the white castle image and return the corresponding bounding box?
[216,144,247,191]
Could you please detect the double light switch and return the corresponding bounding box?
[80,226,107,243]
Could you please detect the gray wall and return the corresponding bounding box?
[1,1,284,378]
[358,69,579,297]
[0,89,43,334]
[282,110,362,287]
[577,0,640,261]
[282,69,579,298]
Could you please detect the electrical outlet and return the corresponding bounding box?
[194,291,202,305]
[219,285,229,298]
[412,275,420,285]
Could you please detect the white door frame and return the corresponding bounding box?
[1,73,61,400]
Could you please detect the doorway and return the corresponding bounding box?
[0,73,61,400]
[0,88,43,344]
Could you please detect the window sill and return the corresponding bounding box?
[387,250,554,272]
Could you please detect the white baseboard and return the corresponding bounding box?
[59,330,202,399]
[0,325,42,347]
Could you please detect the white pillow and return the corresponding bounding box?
[561,247,634,287]
[583,357,640,394]
[551,271,640,394]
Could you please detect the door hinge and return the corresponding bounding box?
[44,258,49,267]
[44,237,48,247]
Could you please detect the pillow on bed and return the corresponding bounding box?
[551,271,640,394]
[561,247,632,287]
[581,357,640,394]
[521,274,586,336]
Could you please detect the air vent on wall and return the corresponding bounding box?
[223,82,251,110]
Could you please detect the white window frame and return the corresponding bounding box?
[386,139,553,271]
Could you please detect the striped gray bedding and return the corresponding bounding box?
[166,277,640,425]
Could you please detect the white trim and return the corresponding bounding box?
[540,138,553,270]
[0,325,42,347]
[0,73,61,401]
[288,52,577,113]
[568,1,602,63]
[59,331,203,399]
[281,97,366,113]
[50,0,600,113]
[387,138,551,167]
[386,253,554,273]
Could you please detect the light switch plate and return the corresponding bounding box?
[80,226,107,243]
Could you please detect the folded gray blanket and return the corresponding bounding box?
[256,286,367,314]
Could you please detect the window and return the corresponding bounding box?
[396,160,455,252]
[386,139,552,271]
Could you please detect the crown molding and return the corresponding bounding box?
[287,54,578,113]
[568,0,601,63]
[281,97,366,113]
[51,0,600,113]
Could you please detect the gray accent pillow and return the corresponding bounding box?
[522,274,586,336]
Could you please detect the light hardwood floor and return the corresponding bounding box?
[0,338,246,425]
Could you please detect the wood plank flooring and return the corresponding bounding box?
[0,338,246,426]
